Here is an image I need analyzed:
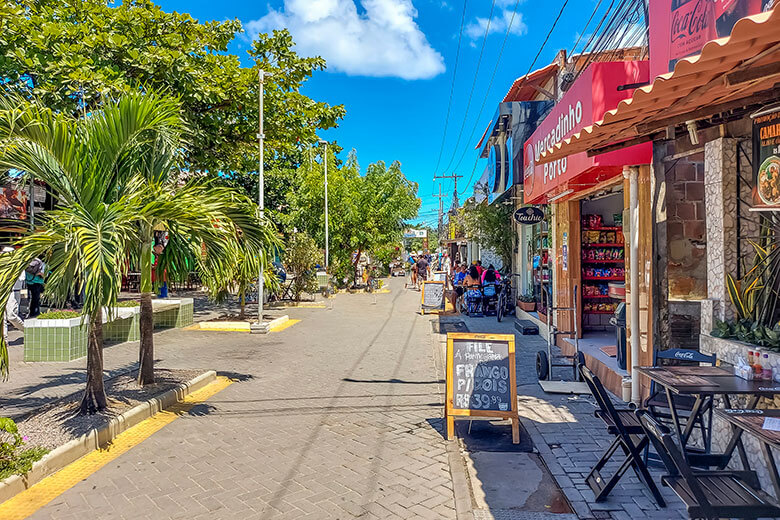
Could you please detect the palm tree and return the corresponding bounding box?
[0,95,177,412]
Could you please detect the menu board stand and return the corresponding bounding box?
[445,333,519,443]
[420,281,445,315]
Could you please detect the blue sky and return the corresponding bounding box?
[156,0,599,228]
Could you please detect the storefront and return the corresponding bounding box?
[523,60,652,391]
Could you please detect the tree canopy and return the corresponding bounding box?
[289,150,420,284]
[0,0,345,178]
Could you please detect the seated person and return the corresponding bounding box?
[481,266,500,308]
[463,265,482,311]
[447,264,467,313]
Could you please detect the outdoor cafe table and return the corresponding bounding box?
[716,408,780,498]
[635,365,780,470]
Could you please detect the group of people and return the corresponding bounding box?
[446,260,502,314]
[3,254,46,340]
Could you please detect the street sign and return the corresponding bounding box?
[513,207,544,225]
[404,229,427,238]
[420,281,445,314]
[445,333,519,443]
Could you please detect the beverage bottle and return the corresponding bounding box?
[763,354,773,381]
[748,350,755,365]
[754,354,763,377]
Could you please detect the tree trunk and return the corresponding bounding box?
[353,248,362,288]
[79,308,107,415]
[239,291,246,320]
[137,234,155,386]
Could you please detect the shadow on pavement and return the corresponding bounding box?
[342,377,444,384]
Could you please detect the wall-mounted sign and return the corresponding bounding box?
[513,207,545,225]
[753,105,780,211]
[649,0,771,80]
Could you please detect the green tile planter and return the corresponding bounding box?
[23,316,88,362]
[152,298,194,329]
[103,307,140,343]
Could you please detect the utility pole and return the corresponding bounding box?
[433,173,463,244]
[254,69,272,333]
[318,140,329,270]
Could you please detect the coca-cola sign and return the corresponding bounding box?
[649,0,769,80]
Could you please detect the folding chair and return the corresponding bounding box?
[644,349,717,458]
[636,410,780,520]
[580,365,666,506]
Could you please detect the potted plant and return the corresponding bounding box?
[517,293,536,312]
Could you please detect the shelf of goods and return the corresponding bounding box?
[582,223,624,316]
[583,295,612,299]
[583,276,623,281]
[582,259,624,264]
[582,243,623,247]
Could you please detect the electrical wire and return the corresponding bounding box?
[569,0,605,58]
[449,0,525,173]
[457,0,571,196]
[431,0,469,192]
[439,0,498,175]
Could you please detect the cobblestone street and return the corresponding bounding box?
[7,280,456,520]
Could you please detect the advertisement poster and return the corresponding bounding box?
[649,0,773,79]
[753,106,780,211]
[0,185,28,220]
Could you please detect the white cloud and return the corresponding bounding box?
[465,7,527,40]
[247,0,445,80]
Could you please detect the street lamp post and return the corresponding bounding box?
[256,69,272,330]
[319,139,329,271]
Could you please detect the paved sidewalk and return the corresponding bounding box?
[450,314,687,520]
[5,279,457,520]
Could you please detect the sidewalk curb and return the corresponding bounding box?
[430,326,474,520]
[0,370,217,505]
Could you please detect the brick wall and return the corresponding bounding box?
[666,152,708,299]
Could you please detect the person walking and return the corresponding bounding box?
[415,254,430,288]
[4,270,25,341]
[25,257,45,318]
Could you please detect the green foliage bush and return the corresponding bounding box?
[711,319,780,351]
[115,300,140,308]
[284,233,321,300]
[0,417,48,480]
[36,310,81,320]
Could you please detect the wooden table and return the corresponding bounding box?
[716,408,780,498]
[635,366,780,470]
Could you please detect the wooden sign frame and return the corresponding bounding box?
[420,280,445,315]
[445,332,519,443]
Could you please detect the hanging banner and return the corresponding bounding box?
[753,106,780,211]
[649,0,772,80]
[404,229,427,238]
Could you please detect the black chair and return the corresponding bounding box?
[579,365,666,506]
[636,410,779,520]
[644,349,717,460]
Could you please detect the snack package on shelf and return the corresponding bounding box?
[586,231,600,244]
[616,231,624,244]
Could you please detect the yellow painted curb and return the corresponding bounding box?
[0,377,233,520]
[270,318,300,333]
[198,321,251,332]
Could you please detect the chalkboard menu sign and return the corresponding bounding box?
[420,281,445,314]
[445,333,519,443]
[432,271,447,282]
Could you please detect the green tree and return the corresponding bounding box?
[0,0,345,179]
[288,150,420,286]
[0,93,276,391]
[462,198,515,271]
[284,233,322,300]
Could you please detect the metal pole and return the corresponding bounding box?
[626,166,641,405]
[324,143,329,271]
[257,69,266,325]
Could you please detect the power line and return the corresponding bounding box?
[431,0,469,189]
[450,0,525,173]
[569,0,605,57]
[440,0,498,175]
[458,0,572,196]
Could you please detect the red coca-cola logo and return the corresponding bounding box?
[671,0,711,42]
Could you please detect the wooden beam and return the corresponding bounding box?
[635,86,780,134]
[662,147,704,162]
[726,62,780,87]
[529,83,556,100]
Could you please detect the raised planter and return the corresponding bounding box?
[103,306,140,343]
[152,298,194,329]
[23,316,88,362]
[23,299,193,362]
[700,333,780,374]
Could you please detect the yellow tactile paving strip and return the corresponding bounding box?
[0,376,234,520]
[269,319,300,333]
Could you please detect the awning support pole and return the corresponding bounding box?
[625,165,641,405]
